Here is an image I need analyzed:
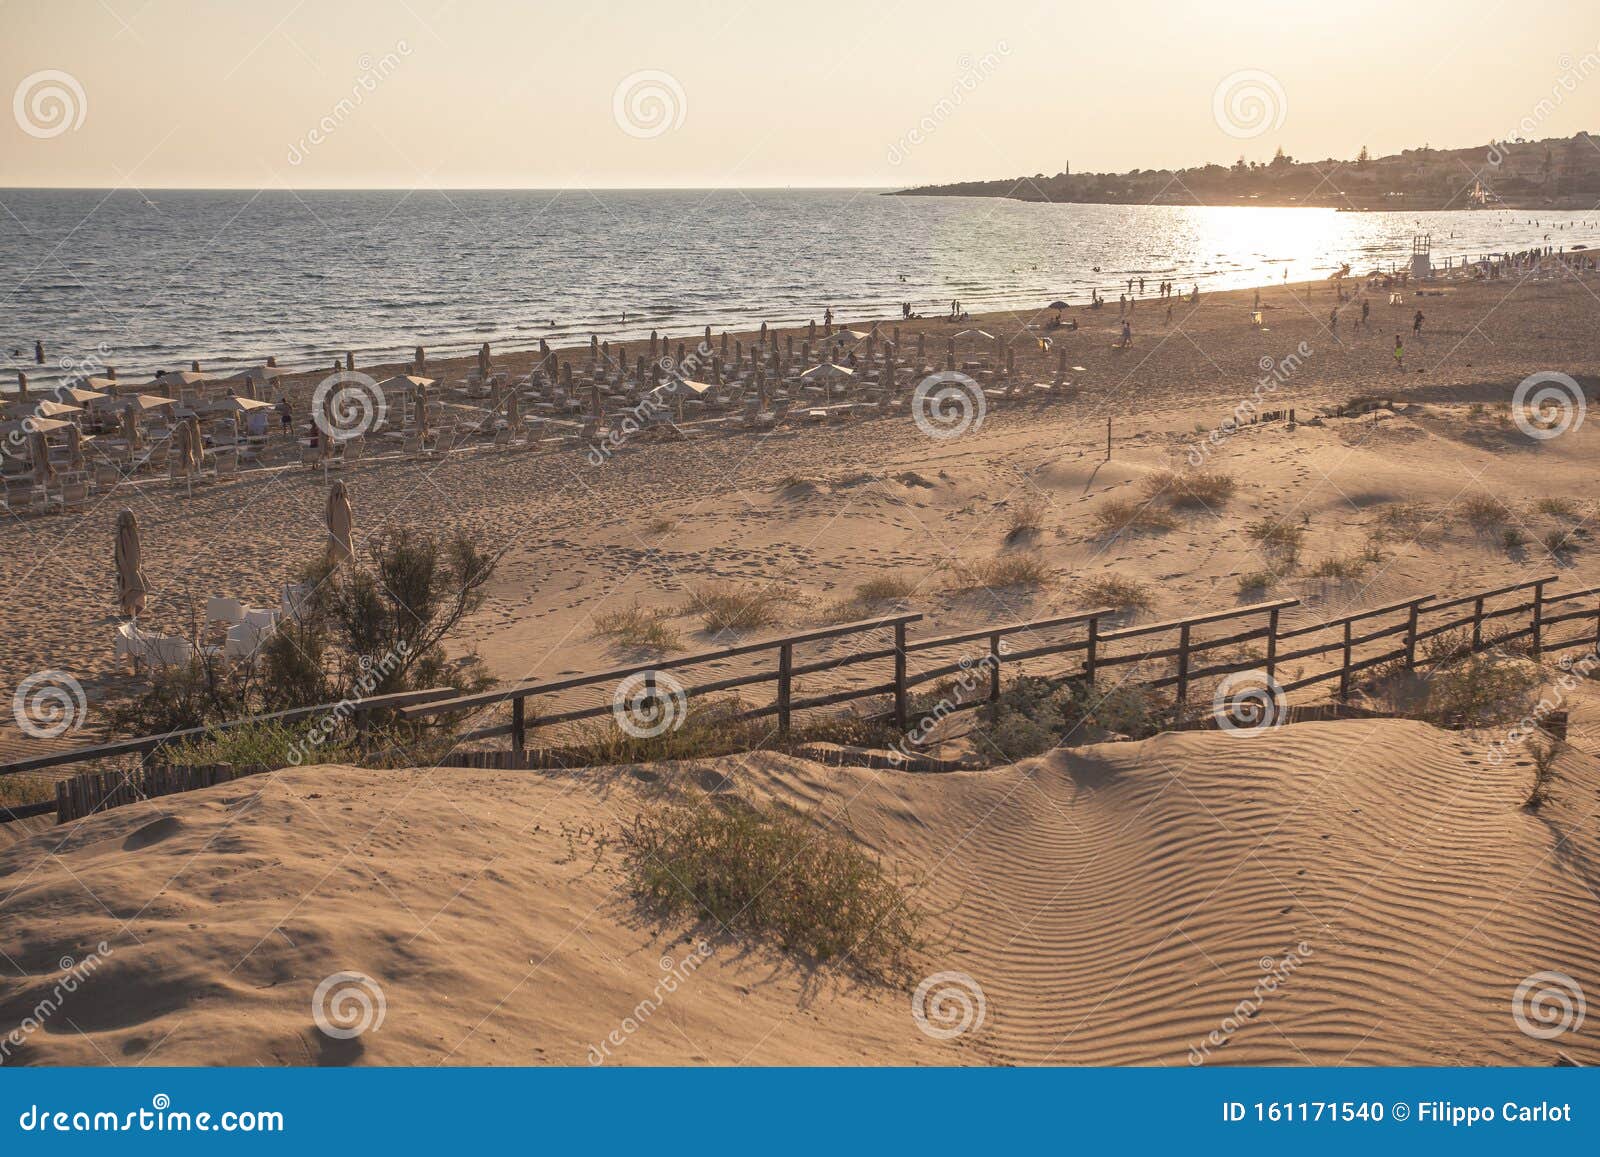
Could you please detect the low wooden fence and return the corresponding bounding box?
[399,573,1600,749]
[55,762,275,823]
[6,573,1599,822]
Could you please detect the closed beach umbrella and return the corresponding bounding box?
[186,415,205,470]
[115,509,148,618]
[121,402,141,450]
[326,480,355,565]
[29,431,53,487]
[65,424,83,470]
[478,343,490,379]
[506,389,520,429]
[173,420,193,473]
[417,383,431,438]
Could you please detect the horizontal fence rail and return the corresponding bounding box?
[6,574,1600,820]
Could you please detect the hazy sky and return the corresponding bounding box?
[4,0,1599,188]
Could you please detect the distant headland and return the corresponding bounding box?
[891,133,1600,211]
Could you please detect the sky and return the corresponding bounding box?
[3,0,1599,189]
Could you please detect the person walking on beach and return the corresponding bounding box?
[1412,309,1425,337]
[1329,307,1339,335]
[1393,335,1404,370]
[277,396,292,434]
[1118,294,1127,315]
[824,306,833,328]
[1360,298,1370,328]
[1120,319,1132,348]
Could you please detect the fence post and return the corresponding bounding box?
[1472,596,1484,651]
[1084,615,1099,683]
[893,621,909,733]
[1265,607,1281,685]
[1338,619,1353,701]
[988,631,1002,703]
[1174,623,1191,724]
[1531,581,1546,659]
[777,642,793,737]
[1404,602,1420,669]
[511,695,526,752]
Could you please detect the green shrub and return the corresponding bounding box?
[594,603,684,652]
[1080,574,1153,612]
[688,581,786,633]
[623,795,924,984]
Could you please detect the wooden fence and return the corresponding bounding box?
[400,573,1600,749]
[6,573,1599,823]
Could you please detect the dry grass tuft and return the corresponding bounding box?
[1094,498,1177,535]
[593,603,684,652]
[947,552,1052,590]
[1460,494,1511,528]
[687,582,786,634]
[1143,469,1237,510]
[1080,574,1154,612]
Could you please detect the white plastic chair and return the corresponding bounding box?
[206,596,246,624]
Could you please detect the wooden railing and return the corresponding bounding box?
[0,686,457,778]
[7,573,1600,794]
[396,574,1600,748]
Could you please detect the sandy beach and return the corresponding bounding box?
[4,265,1600,1067]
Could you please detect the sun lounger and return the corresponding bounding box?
[206,596,246,625]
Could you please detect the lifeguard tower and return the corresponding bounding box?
[1410,234,1433,280]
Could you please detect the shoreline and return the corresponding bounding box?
[3,261,1574,405]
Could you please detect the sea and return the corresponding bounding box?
[2,187,1596,393]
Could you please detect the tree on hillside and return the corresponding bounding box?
[1356,145,1370,168]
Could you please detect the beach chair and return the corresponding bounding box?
[492,426,512,449]
[206,596,246,625]
[3,478,39,513]
[281,582,313,621]
[114,621,150,670]
[401,432,423,459]
[52,479,89,514]
[343,436,365,464]
[147,636,196,667]
[214,448,239,479]
[92,463,122,493]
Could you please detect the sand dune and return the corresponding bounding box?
[3,718,1595,1066]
